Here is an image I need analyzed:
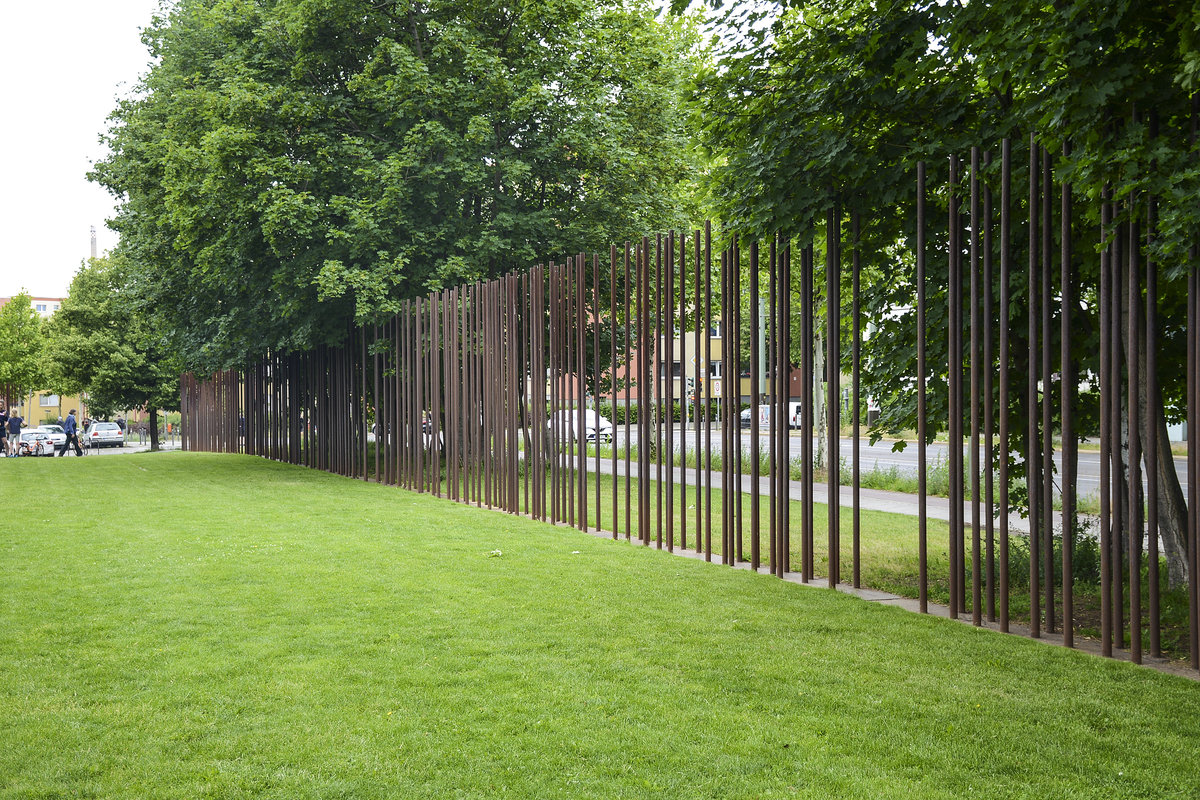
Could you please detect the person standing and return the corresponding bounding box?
[0,407,8,457]
[59,409,83,457]
[7,411,23,456]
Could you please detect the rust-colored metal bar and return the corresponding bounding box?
[628,244,638,544]
[549,266,559,521]
[801,241,814,582]
[781,243,792,574]
[611,246,619,537]
[693,229,702,555]
[950,153,963,619]
[655,236,664,549]
[432,291,442,496]
[750,237,761,570]
[594,254,601,529]
[704,223,713,562]
[917,161,929,612]
[1061,143,1075,648]
[970,147,982,626]
[1190,235,1199,670]
[770,235,781,574]
[679,231,687,551]
[1026,135,1041,637]
[852,214,861,588]
[1128,183,1143,664]
[983,151,996,622]
[577,256,588,531]
[827,203,842,587]
[767,236,777,575]
[1041,146,1055,635]
[770,233,780,577]
[1100,190,1114,656]
[1145,189,1159,657]
[729,237,739,563]
[666,232,675,551]
[998,141,1012,633]
[1112,199,1125,649]
[639,237,651,546]
[721,246,733,565]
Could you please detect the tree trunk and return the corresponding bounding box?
[1122,257,1188,589]
[148,406,159,453]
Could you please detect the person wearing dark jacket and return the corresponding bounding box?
[59,410,83,457]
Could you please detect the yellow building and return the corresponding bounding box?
[9,390,89,427]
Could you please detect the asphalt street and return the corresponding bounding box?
[611,423,1191,501]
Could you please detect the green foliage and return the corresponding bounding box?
[94,0,703,369]
[596,398,723,425]
[695,1,1198,532]
[0,293,45,400]
[42,257,181,420]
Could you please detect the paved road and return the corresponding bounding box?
[611,424,1191,500]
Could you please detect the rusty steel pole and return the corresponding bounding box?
[917,161,929,612]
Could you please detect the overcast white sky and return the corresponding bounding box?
[0,0,163,299]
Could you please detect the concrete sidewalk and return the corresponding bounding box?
[587,453,1044,534]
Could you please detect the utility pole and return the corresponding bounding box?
[90,226,97,260]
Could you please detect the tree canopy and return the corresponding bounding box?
[94,0,702,370]
[0,293,45,405]
[692,0,1200,583]
[43,256,180,436]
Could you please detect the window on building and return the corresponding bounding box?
[40,395,59,407]
[35,304,46,312]
[52,304,59,311]
[709,361,722,378]
[710,321,722,338]
[671,361,682,378]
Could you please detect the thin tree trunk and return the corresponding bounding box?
[1122,258,1188,589]
[148,407,159,453]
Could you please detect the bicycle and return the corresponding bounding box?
[59,434,89,456]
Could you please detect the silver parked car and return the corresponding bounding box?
[85,421,125,448]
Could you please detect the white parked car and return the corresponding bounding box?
[85,421,125,448]
[34,425,68,450]
[548,409,613,444]
[17,430,56,456]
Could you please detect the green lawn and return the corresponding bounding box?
[2,453,1198,799]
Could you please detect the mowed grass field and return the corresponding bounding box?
[2,453,1198,799]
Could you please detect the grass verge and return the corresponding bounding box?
[2,453,1198,798]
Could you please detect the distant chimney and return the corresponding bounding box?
[90,226,97,260]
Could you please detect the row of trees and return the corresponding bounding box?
[92,0,703,371]
[79,0,1199,583]
[1,258,178,450]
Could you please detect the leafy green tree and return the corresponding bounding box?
[43,257,181,451]
[694,0,1198,585]
[0,293,46,409]
[93,0,702,370]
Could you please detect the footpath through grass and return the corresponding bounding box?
[2,453,1199,799]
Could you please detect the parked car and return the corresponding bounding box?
[548,409,613,444]
[34,425,67,450]
[740,402,803,429]
[17,430,55,456]
[85,421,125,448]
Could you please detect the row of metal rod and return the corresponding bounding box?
[181,136,1200,670]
